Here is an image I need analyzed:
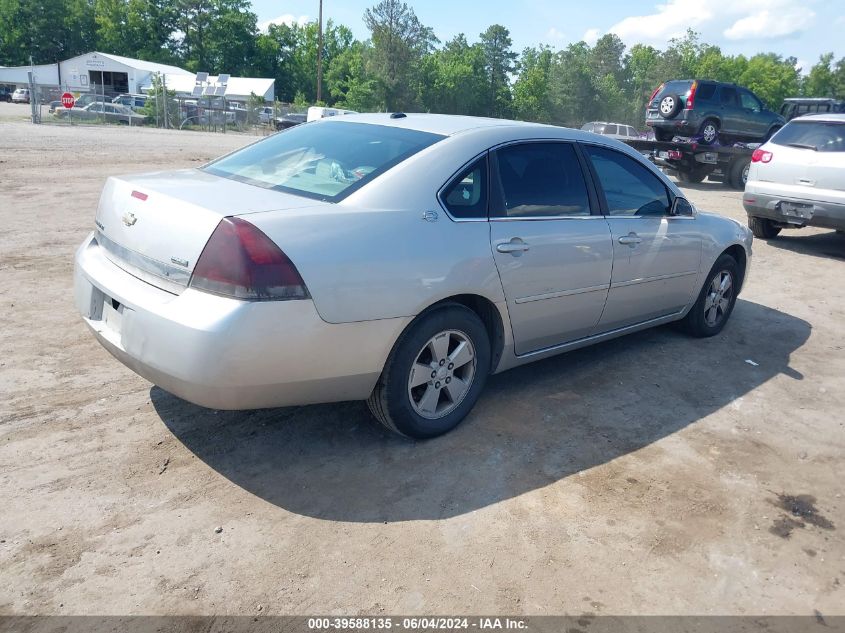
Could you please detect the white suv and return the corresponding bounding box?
[11,88,30,104]
[743,114,845,238]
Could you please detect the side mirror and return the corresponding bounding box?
[672,196,695,216]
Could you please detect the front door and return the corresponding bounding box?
[581,144,702,331]
[488,142,613,355]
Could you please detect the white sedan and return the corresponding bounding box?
[75,113,752,438]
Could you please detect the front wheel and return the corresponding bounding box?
[367,305,491,439]
[680,254,740,337]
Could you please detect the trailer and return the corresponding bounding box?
[623,138,755,190]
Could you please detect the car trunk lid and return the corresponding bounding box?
[95,169,325,293]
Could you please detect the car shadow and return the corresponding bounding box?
[762,230,845,260]
[152,299,809,523]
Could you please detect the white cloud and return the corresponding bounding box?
[724,7,815,40]
[258,14,310,33]
[546,27,566,41]
[582,28,602,45]
[602,0,816,46]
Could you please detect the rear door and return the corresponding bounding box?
[488,141,613,354]
[581,144,701,331]
[738,89,770,137]
[718,86,739,135]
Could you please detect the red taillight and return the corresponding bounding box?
[649,83,664,104]
[685,80,698,109]
[751,149,773,163]
[190,217,309,301]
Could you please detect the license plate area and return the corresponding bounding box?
[778,201,814,224]
[101,294,124,333]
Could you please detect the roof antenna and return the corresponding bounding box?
[390,112,407,119]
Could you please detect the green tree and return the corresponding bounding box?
[803,53,836,97]
[364,0,437,110]
[421,34,487,115]
[479,24,516,117]
[512,45,553,122]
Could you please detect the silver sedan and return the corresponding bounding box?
[74,114,753,438]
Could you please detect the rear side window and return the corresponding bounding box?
[696,83,718,102]
[493,142,591,218]
[583,145,670,217]
[441,156,487,219]
[205,121,444,202]
[606,124,619,135]
[772,121,845,152]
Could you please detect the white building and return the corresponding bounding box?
[0,51,192,94]
[0,52,274,103]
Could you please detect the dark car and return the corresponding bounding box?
[646,79,784,145]
[779,98,845,121]
[273,112,306,130]
[0,87,12,102]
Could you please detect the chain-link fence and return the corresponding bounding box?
[20,77,299,136]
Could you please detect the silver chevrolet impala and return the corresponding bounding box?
[75,114,753,438]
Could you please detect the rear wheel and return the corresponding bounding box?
[729,158,751,190]
[748,216,781,239]
[680,254,740,337]
[677,170,707,184]
[367,305,491,439]
[698,119,719,145]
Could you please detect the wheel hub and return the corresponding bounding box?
[407,330,476,420]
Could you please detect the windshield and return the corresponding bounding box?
[771,120,845,152]
[205,121,444,201]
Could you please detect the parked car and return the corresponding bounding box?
[0,87,12,102]
[779,98,845,121]
[56,102,146,125]
[743,113,845,238]
[48,100,63,113]
[646,80,784,145]
[273,112,306,130]
[581,121,640,139]
[74,113,751,438]
[112,94,148,111]
[11,88,31,104]
[74,93,110,108]
[258,106,275,124]
[227,101,247,123]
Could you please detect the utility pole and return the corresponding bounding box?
[316,0,323,103]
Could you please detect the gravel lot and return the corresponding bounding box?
[1,110,843,616]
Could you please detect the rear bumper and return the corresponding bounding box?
[645,112,699,135]
[74,233,409,410]
[743,187,845,231]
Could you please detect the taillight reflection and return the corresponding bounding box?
[190,217,309,301]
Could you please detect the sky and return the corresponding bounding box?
[250,0,845,73]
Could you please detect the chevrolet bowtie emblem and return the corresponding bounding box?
[122,211,137,227]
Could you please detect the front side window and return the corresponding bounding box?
[583,145,670,217]
[740,90,762,112]
[493,142,591,218]
[205,121,444,201]
[440,156,487,219]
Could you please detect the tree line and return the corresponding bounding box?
[2,0,845,126]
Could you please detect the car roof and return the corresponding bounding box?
[322,112,552,137]
[783,97,842,103]
[788,113,845,123]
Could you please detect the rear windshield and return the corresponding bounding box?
[771,121,845,152]
[205,121,444,201]
[658,81,693,98]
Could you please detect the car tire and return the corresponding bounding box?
[653,128,674,142]
[367,305,491,439]
[680,254,740,338]
[729,158,751,190]
[698,119,719,145]
[748,216,781,239]
[658,94,682,119]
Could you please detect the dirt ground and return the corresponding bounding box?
[1,107,843,616]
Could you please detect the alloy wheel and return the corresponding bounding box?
[704,270,733,326]
[407,330,476,420]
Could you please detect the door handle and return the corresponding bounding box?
[496,238,530,255]
[618,233,642,246]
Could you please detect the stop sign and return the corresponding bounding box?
[61,92,75,109]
